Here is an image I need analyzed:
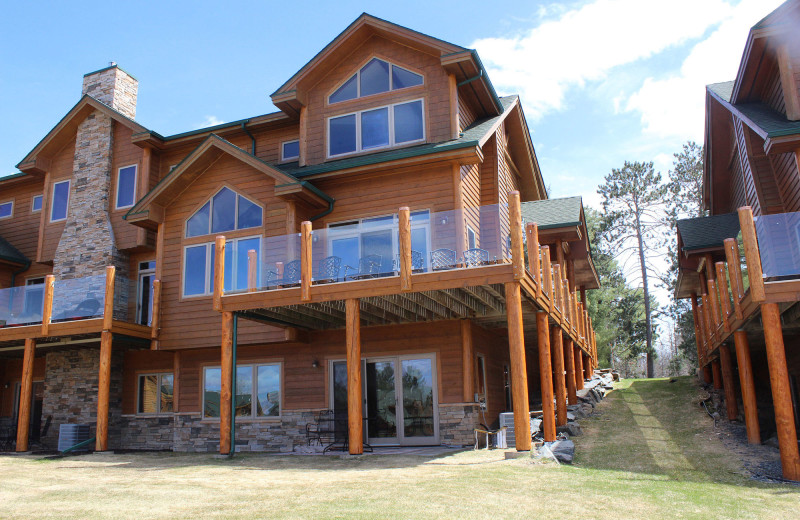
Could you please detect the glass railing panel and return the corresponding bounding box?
[754,212,800,280]
[113,276,131,322]
[0,285,43,327]
[429,204,510,271]
[736,231,750,295]
[51,274,106,322]
[255,233,301,291]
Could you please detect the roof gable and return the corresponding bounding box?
[125,134,329,230]
[676,213,740,252]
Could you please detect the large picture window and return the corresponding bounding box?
[186,187,263,238]
[183,236,262,297]
[137,373,174,414]
[328,99,424,157]
[51,180,70,222]
[329,58,423,104]
[203,364,281,419]
[116,165,138,209]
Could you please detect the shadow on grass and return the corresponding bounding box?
[574,377,800,491]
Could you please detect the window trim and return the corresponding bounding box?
[181,234,261,298]
[326,98,426,159]
[136,372,174,416]
[31,194,43,213]
[50,179,71,223]
[328,57,425,105]
[476,353,487,407]
[202,362,282,420]
[281,140,300,162]
[0,200,13,220]
[115,164,138,210]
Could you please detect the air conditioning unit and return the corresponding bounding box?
[499,412,540,448]
[58,424,91,452]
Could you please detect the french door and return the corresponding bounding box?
[331,354,438,446]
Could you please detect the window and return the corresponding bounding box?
[31,195,42,213]
[328,210,430,273]
[137,261,156,326]
[186,187,263,238]
[23,277,45,317]
[183,236,261,297]
[0,200,12,219]
[116,165,137,209]
[466,226,477,250]
[137,373,174,414]
[328,99,424,157]
[329,58,423,104]
[476,354,487,403]
[203,364,280,418]
[281,140,299,161]
[50,180,70,222]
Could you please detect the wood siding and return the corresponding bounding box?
[0,178,42,263]
[771,151,800,212]
[110,123,146,250]
[39,139,75,263]
[764,59,787,116]
[734,116,762,216]
[0,357,46,417]
[458,92,476,133]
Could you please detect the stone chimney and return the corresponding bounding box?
[53,64,137,318]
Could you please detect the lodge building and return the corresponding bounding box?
[0,14,598,455]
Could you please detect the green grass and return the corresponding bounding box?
[1,377,797,519]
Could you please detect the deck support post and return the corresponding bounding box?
[733,330,760,444]
[690,293,702,368]
[506,282,530,451]
[346,298,363,455]
[711,359,722,390]
[564,337,577,405]
[718,344,739,421]
[703,365,713,384]
[583,353,592,380]
[96,330,113,452]
[574,346,584,391]
[461,320,474,403]
[551,326,567,427]
[761,302,800,480]
[16,338,36,452]
[537,311,556,443]
[220,311,233,455]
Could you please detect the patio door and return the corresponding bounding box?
[331,354,438,446]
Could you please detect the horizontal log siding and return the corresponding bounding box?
[303,35,453,166]
[458,93,476,133]
[730,150,748,212]
[734,116,762,216]
[772,151,800,212]
[157,154,287,350]
[110,123,146,250]
[0,178,42,263]
[40,140,75,262]
[764,61,786,116]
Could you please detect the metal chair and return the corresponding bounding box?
[394,250,425,273]
[264,270,279,289]
[315,256,341,284]
[463,248,490,267]
[343,255,383,280]
[430,248,457,271]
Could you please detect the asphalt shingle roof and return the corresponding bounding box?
[708,80,800,138]
[0,236,29,266]
[520,196,583,230]
[677,213,740,251]
[708,81,734,102]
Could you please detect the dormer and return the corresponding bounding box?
[270,13,503,167]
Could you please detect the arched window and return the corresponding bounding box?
[329,58,423,104]
[186,187,263,238]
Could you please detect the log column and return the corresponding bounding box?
[551,326,567,427]
[346,298,363,455]
[761,302,800,480]
[703,366,713,385]
[15,338,36,452]
[583,354,592,380]
[537,311,556,442]
[506,282,531,451]
[564,337,577,405]
[733,330,760,444]
[220,311,233,455]
[718,344,739,421]
[574,348,585,390]
[711,359,722,390]
[96,331,113,452]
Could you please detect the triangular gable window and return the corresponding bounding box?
[329,58,423,104]
[186,187,263,238]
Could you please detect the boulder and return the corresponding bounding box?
[548,439,575,464]
[556,422,583,437]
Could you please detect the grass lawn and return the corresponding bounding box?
[1,377,798,519]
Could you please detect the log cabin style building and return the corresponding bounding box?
[0,14,599,455]
[676,0,800,481]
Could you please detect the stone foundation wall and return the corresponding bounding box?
[438,403,481,447]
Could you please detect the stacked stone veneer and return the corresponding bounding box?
[40,347,124,450]
[53,66,137,320]
[438,403,481,447]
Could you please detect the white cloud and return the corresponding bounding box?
[472,0,732,120]
[625,0,785,139]
[196,115,225,129]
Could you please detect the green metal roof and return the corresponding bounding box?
[0,236,29,266]
[677,213,740,251]
[520,196,583,230]
[275,96,517,179]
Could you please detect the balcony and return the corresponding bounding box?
[0,267,152,348]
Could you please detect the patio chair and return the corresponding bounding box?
[264,270,279,289]
[463,248,490,267]
[55,296,102,321]
[394,250,425,273]
[315,256,342,284]
[430,248,457,271]
[343,255,383,281]
[280,260,302,286]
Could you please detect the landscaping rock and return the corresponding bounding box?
[548,439,575,464]
[556,422,582,437]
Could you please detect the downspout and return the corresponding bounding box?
[10,261,31,288]
[241,121,256,156]
[229,312,238,459]
[302,181,335,222]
